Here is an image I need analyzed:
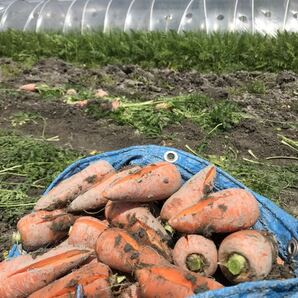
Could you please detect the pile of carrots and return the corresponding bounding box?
[1,160,281,298]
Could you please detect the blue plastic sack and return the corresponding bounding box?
[9,145,298,297]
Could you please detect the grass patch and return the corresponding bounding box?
[202,153,298,207]
[246,80,267,94]
[0,130,81,222]
[1,30,298,72]
[86,94,243,136]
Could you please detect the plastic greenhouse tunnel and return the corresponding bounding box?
[0,0,298,35]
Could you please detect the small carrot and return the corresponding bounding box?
[34,160,115,211]
[218,230,277,283]
[173,235,218,276]
[96,228,168,273]
[19,83,37,92]
[169,188,260,234]
[120,283,141,298]
[136,265,223,298]
[29,260,112,298]
[68,166,141,212]
[160,165,216,221]
[103,162,182,202]
[17,210,75,251]
[68,216,108,249]
[0,245,94,298]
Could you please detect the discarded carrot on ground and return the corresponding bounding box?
[17,210,75,251]
[161,164,216,221]
[29,259,112,298]
[0,245,94,298]
[135,265,224,298]
[169,188,260,234]
[68,166,141,212]
[103,162,182,202]
[67,216,108,249]
[173,235,218,276]
[218,230,277,283]
[34,160,115,211]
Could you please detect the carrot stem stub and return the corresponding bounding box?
[186,254,205,273]
[226,254,247,276]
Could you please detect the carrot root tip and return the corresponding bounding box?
[186,254,204,272]
[226,254,247,276]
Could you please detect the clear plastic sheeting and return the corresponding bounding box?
[1,0,298,35]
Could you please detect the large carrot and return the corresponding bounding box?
[160,165,216,221]
[218,230,277,283]
[105,200,169,239]
[68,166,141,212]
[173,235,218,276]
[169,188,260,234]
[68,216,108,249]
[103,162,182,202]
[17,210,75,251]
[29,260,112,298]
[0,245,94,298]
[96,228,169,273]
[105,201,172,260]
[34,160,115,211]
[136,265,223,298]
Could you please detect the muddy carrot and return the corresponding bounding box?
[17,210,75,251]
[105,200,169,239]
[136,265,223,298]
[160,165,216,221]
[169,188,260,234]
[105,200,172,259]
[96,228,168,273]
[218,230,277,283]
[68,166,141,212]
[0,245,94,298]
[173,235,218,276]
[103,162,182,202]
[29,260,112,298]
[68,216,108,249]
[34,160,115,211]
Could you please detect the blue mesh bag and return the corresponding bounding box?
[8,145,298,297]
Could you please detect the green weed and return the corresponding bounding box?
[10,112,41,127]
[86,94,243,136]
[0,130,81,221]
[246,80,267,94]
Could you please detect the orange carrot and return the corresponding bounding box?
[218,230,277,283]
[0,245,94,298]
[29,260,112,298]
[173,235,218,276]
[17,210,75,251]
[105,200,169,239]
[68,216,108,249]
[68,166,141,212]
[19,83,37,92]
[34,160,115,211]
[169,188,260,234]
[103,162,182,202]
[136,265,223,298]
[96,228,168,273]
[120,283,141,298]
[160,165,216,221]
[104,190,173,262]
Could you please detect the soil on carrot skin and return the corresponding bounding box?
[0,58,297,276]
